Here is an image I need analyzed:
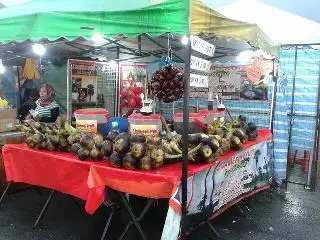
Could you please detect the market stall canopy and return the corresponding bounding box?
[0,0,277,56]
[215,0,320,45]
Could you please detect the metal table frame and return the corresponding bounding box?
[100,192,155,240]
[0,182,82,228]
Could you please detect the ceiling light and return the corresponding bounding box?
[32,43,45,56]
[109,60,117,67]
[237,50,254,64]
[91,32,105,44]
[181,35,189,45]
[0,59,5,74]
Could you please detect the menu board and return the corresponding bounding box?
[190,74,209,88]
[188,36,216,99]
[190,56,211,72]
[191,36,216,57]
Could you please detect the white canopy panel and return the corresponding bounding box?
[216,0,320,45]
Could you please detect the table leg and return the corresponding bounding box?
[33,190,55,228]
[235,203,245,216]
[118,193,154,240]
[68,195,83,210]
[30,186,44,196]
[0,182,12,205]
[207,221,220,238]
[100,206,116,240]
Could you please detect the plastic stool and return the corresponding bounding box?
[290,149,310,174]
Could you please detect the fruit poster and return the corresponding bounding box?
[209,62,272,101]
[161,140,272,240]
[120,64,147,116]
[70,60,98,103]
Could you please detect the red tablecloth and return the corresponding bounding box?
[85,129,272,214]
[2,144,106,201]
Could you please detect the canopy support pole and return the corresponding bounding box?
[116,46,120,117]
[285,46,298,189]
[282,43,320,47]
[311,59,320,191]
[138,35,142,55]
[270,58,278,133]
[181,35,191,240]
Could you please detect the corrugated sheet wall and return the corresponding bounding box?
[155,50,320,184]
[274,47,320,183]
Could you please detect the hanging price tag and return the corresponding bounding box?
[191,36,216,57]
[190,56,211,72]
[190,73,209,88]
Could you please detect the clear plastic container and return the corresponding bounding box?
[173,112,206,134]
[74,108,108,135]
[128,113,162,137]
[198,110,225,125]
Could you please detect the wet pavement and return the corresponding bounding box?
[0,183,319,240]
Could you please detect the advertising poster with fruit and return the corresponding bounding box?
[70,60,98,103]
[120,64,147,116]
[210,63,272,101]
[161,141,271,239]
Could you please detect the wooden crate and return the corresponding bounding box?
[0,131,30,193]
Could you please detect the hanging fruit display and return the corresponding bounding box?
[151,65,184,103]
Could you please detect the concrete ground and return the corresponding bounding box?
[0,183,319,240]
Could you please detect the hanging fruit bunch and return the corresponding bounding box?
[151,65,184,103]
[120,79,143,111]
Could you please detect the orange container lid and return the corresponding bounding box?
[128,113,161,120]
[74,108,108,115]
[199,110,224,114]
[173,112,206,118]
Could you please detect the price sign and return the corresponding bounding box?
[130,124,159,137]
[190,56,211,72]
[191,36,216,57]
[190,73,209,88]
[76,120,97,133]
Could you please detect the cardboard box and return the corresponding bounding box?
[0,109,17,133]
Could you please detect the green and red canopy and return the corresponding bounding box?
[0,0,278,56]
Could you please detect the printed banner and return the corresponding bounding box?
[246,55,264,83]
[161,140,272,240]
[209,64,271,101]
[70,60,98,103]
[120,64,147,116]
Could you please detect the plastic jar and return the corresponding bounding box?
[74,108,108,135]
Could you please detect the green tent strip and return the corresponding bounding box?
[0,0,189,43]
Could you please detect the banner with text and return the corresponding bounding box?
[161,140,272,240]
[209,64,271,101]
